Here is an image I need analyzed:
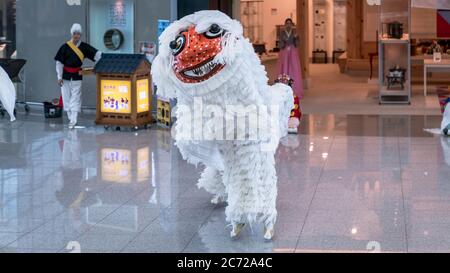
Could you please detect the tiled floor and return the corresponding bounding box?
[0,111,449,253]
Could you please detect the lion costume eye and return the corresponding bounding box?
[170,34,186,55]
[205,24,224,38]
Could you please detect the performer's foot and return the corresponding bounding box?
[211,195,225,205]
[444,124,450,136]
[264,225,275,241]
[288,117,300,134]
[230,223,245,239]
[68,121,76,129]
[287,127,298,134]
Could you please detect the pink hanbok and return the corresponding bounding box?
[277,29,304,99]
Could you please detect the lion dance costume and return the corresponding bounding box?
[152,11,294,240]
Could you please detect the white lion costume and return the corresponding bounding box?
[152,10,294,240]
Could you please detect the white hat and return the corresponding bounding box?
[71,23,82,35]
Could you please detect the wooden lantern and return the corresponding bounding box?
[94,54,153,128]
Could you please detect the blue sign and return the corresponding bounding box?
[158,20,171,38]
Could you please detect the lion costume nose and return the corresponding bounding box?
[174,26,222,72]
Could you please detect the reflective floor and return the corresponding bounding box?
[0,112,449,253]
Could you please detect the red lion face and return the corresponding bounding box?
[170,24,226,83]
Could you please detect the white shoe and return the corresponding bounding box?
[211,195,225,205]
[264,226,275,241]
[288,117,300,134]
[288,127,298,134]
[71,112,78,126]
[68,121,76,129]
[444,124,450,136]
[230,223,246,239]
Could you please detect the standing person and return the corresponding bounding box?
[277,18,304,99]
[428,40,443,55]
[55,23,102,129]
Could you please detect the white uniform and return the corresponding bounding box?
[56,46,101,126]
[55,24,101,127]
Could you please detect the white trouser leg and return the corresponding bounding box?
[69,81,82,125]
[61,80,82,125]
[70,111,78,125]
[61,81,72,122]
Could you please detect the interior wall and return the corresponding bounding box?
[333,0,346,51]
[346,0,363,59]
[360,1,378,59]
[297,0,310,83]
[261,0,296,51]
[0,0,16,58]
[411,7,437,38]
[16,0,87,104]
[16,0,171,107]
[308,0,313,57]
[308,0,334,60]
[363,1,378,42]
[209,0,234,17]
[232,0,241,19]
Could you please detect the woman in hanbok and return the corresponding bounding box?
[277,18,304,100]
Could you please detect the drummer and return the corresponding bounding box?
[54,23,102,129]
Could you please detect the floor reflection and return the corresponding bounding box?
[0,113,449,252]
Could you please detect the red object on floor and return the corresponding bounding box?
[275,74,302,121]
[291,95,302,120]
[59,96,63,108]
